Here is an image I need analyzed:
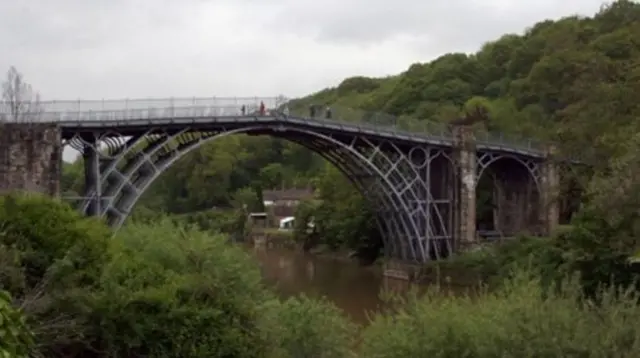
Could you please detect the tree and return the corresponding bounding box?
[0,66,42,122]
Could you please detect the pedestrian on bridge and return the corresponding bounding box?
[309,105,316,117]
[325,106,332,119]
[259,101,266,115]
[241,105,246,115]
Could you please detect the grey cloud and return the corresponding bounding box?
[0,0,611,100]
[266,0,607,50]
[0,0,194,51]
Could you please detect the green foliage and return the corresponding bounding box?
[361,272,640,357]
[171,209,242,234]
[554,207,640,298]
[0,194,357,357]
[0,192,111,357]
[261,295,356,358]
[0,193,110,296]
[83,219,270,357]
[292,199,319,249]
[293,164,383,259]
[441,236,565,285]
[0,290,33,358]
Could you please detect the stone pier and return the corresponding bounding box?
[0,123,62,196]
[540,146,560,236]
[452,125,477,250]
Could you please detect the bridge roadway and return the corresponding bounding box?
[21,97,546,159]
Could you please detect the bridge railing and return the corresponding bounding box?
[27,97,285,112]
[0,97,545,153]
[0,97,284,122]
[288,104,454,136]
[287,104,545,153]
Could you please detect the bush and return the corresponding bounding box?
[360,271,640,357]
[261,295,356,358]
[554,207,640,297]
[0,290,33,358]
[432,236,565,288]
[0,196,358,358]
[0,192,111,357]
[0,192,110,294]
[83,219,272,357]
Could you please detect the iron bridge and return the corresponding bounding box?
[21,97,553,263]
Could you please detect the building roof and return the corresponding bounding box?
[262,188,314,201]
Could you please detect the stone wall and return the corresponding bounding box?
[0,123,61,196]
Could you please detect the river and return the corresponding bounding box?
[248,245,424,324]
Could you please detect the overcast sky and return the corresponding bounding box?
[1,0,608,102]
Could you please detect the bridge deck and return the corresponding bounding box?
[56,114,544,158]
[2,97,547,159]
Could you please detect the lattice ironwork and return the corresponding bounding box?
[65,116,459,263]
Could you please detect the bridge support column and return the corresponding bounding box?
[540,146,560,236]
[0,123,61,196]
[82,135,101,217]
[492,175,538,236]
[452,125,476,251]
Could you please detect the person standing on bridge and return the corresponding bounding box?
[325,106,332,119]
[282,105,290,117]
[309,105,316,117]
[241,105,246,115]
[259,101,266,115]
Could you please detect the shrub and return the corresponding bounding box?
[261,295,356,358]
[0,290,33,358]
[84,219,272,357]
[0,192,110,294]
[0,192,111,357]
[432,236,565,289]
[360,271,640,357]
[554,207,640,297]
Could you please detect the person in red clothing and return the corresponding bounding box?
[259,101,265,115]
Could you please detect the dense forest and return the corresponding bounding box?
[60,0,640,254]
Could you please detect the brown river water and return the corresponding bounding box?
[247,245,463,325]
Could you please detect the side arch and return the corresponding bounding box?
[475,152,542,236]
[476,152,541,192]
[92,125,425,260]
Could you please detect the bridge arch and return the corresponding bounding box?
[476,152,541,191]
[475,152,542,235]
[285,138,404,259]
[75,122,454,261]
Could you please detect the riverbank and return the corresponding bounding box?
[300,235,564,289]
[251,231,511,287]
